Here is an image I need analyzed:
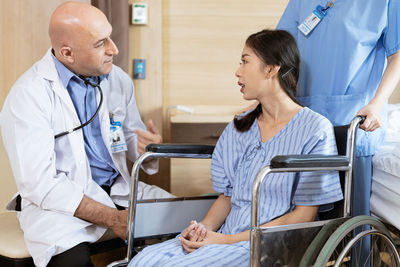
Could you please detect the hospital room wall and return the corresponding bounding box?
[0,1,399,214]
[0,0,90,214]
[128,0,292,121]
[391,87,400,103]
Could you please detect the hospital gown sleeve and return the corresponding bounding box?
[211,122,238,197]
[293,117,343,206]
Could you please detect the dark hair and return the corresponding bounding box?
[234,29,301,132]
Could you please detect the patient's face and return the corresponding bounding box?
[235,45,268,101]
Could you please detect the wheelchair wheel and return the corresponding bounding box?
[314,216,400,267]
[300,218,346,267]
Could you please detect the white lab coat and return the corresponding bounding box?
[1,49,172,267]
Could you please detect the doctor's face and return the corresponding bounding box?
[235,45,268,101]
[72,17,119,77]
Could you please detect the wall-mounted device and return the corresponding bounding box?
[133,59,146,79]
[132,3,148,25]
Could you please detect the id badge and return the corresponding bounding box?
[298,5,327,36]
[110,120,128,153]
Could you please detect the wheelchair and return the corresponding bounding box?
[108,116,400,267]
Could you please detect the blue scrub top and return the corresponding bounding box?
[277,0,400,156]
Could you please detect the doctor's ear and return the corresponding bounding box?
[264,65,280,79]
[59,46,74,64]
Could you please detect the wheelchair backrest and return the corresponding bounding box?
[318,124,349,220]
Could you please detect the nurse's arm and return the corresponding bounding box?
[357,50,400,131]
[74,195,128,240]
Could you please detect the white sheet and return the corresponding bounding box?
[371,167,400,230]
[371,104,400,229]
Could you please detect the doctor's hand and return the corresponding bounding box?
[181,220,207,242]
[134,120,162,154]
[356,103,382,132]
[110,209,129,241]
[74,196,129,241]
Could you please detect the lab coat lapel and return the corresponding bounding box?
[98,79,112,156]
[36,49,87,172]
[36,49,80,124]
[97,79,125,180]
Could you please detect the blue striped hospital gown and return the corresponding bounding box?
[129,107,343,267]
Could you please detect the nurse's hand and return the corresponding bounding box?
[135,120,162,154]
[356,104,382,132]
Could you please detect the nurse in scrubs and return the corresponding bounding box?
[277,0,400,218]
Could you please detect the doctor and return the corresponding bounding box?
[1,2,173,267]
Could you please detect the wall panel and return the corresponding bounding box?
[162,0,289,108]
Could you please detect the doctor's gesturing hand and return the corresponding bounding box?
[134,120,162,154]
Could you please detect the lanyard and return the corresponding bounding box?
[322,0,336,12]
[298,0,337,36]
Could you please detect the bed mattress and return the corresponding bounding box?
[370,143,400,230]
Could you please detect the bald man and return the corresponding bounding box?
[1,2,173,266]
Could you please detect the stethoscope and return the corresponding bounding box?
[54,76,103,139]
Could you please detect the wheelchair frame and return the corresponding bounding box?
[109,116,400,267]
[249,116,359,266]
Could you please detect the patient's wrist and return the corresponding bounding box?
[200,221,214,231]
[226,232,249,244]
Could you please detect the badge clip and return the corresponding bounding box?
[298,5,328,37]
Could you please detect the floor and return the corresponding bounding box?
[91,247,127,266]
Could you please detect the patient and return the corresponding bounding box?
[129,29,343,267]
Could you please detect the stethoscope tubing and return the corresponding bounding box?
[54,76,103,139]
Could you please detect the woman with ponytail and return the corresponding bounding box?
[129,29,342,267]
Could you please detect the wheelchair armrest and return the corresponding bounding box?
[146,143,215,155]
[270,155,349,168]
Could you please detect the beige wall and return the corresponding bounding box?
[162,0,288,109]
[0,0,89,213]
[390,84,400,103]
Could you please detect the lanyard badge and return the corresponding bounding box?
[298,2,334,36]
[109,113,128,153]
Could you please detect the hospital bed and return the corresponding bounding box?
[371,104,400,240]
[109,116,400,267]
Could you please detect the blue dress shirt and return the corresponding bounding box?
[52,54,119,186]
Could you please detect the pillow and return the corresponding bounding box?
[385,104,400,143]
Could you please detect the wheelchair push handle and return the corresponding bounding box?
[356,115,366,125]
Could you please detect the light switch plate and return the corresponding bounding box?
[133,59,146,79]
